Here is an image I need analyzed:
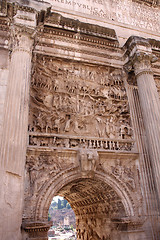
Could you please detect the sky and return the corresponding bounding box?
[52,196,64,202]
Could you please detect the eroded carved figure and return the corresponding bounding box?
[111,160,136,190]
[78,149,99,172]
[28,57,134,152]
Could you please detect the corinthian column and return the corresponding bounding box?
[0,8,37,240]
[126,37,160,206]
[0,2,51,238]
[0,26,34,175]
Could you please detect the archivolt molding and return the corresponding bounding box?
[23,166,144,240]
[23,151,141,223]
[35,171,138,221]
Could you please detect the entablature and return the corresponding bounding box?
[34,12,122,66]
[44,12,118,42]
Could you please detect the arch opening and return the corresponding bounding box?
[47,178,127,240]
[48,196,76,239]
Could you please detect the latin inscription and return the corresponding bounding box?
[48,0,160,32]
[50,0,108,18]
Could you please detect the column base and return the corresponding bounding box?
[22,221,52,240]
[111,217,146,240]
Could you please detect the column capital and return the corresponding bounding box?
[124,36,157,77]
[9,1,51,53]
[10,24,35,54]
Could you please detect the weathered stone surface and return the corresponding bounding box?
[0,0,160,240]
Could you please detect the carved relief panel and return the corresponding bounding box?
[29,55,134,148]
[155,77,160,98]
[25,150,78,199]
[23,55,140,222]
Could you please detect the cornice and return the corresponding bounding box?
[132,0,159,6]
[38,25,119,48]
[2,1,51,26]
[35,42,122,63]
[34,29,122,65]
[44,12,118,43]
[33,12,121,64]
[149,38,160,52]
[123,36,151,59]
[7,0,51,14]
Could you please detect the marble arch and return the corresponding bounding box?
[35,171,136,220]
[23,165,140,240]
[0,0,160,240]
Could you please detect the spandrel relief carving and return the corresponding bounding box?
[111,159,136,190]
[29,56,134,148]
[96,158,138,191]
[26,152,77,197]
[26,154,61,195]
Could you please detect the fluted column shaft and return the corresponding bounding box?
[136,70,160,198]
[132,49,160,205]
[0,30,33,175]
[125,37,160,238]
[0,25,34,240]
[0,2,50,238]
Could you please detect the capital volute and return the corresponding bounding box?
[132,51,157,64]
[131,51,157,76]
[124,36,158,77]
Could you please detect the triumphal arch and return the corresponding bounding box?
[0,0,160,239]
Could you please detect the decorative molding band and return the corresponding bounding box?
[44,12,118,42]
[28,133,136,152]
[132,0,159,6]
